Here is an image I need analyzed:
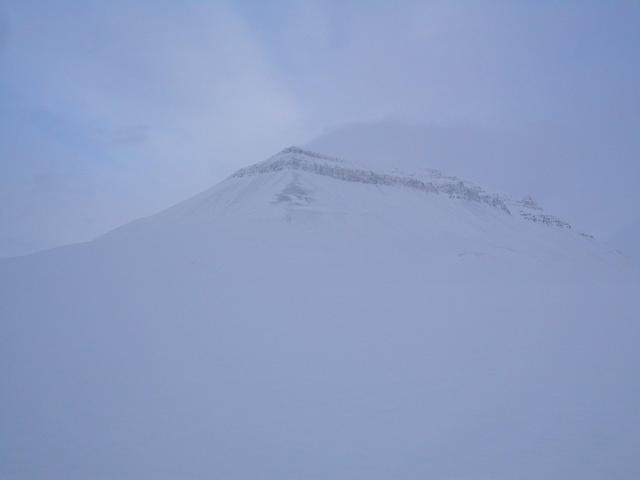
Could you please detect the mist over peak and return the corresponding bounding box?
[2,3,639,479]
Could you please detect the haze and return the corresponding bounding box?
[1,1,639,258]
[2,4,640,479]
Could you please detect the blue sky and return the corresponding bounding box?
[1,0,639,257]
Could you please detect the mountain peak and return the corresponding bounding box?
[278,146,343,160]
[273,146,346,164]
[224,147,587,234]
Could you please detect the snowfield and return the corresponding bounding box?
[1,147,639,479]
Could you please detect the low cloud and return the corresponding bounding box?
[1,0,639,256]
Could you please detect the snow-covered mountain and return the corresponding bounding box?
[1,147,639,480]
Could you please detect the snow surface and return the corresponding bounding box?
[1,147,639,479]
[611,218,640,265]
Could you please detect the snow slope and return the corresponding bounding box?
[1,147,639,480]
[611,218,640,265]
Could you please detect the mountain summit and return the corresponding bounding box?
[112,145,615,280]
[1,147,639,480]
[233,146,567,225]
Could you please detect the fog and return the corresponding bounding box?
[2,4,640,478]
[2,1,639,258]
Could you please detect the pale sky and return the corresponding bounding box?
[2,0,639,257]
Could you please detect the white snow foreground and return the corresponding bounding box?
[1,147,639,480]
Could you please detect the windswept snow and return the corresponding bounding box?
[1,146,638,480]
